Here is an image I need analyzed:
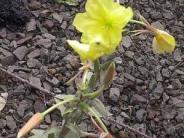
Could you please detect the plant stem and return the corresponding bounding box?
[41,98,76,117]
[83,86,104,99]
[130,19,146,26]
[82,69,89,84]
[87,106,109,133]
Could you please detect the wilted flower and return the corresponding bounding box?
[152,29,176,54]
[73,0,133,48]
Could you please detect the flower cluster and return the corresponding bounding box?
[68,0,176,61]
[68,0,133,61]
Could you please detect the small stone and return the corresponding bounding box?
[162,110,177,120]
[162,68,171,77]
[174,102,184,108]
[66,86,75,94]
[0,48,15,65]
[34,100,46,112]
[173,49,182,62]
[131,94,147,104]
[17,100,29,117]
[156,70,163,82]
[151,21,164,30]
[27,58,42,68]
[46,77,60,86]
[26,18,37,32]
[176,112,184,122]
[163,93,169,103]
[27,49,40,58]
[63,55,79,68]
[13,85,26,95]
[150,11,162,19]
[163,11,174,19]
[175,70,184,75]
[0,119,6,129]
[52,13,63,23]
[43,20,54,29]
[147,110,156,120]
[125,51,134,58]
[113,57,122,64]
[171,79,182,89]
[45,115,51,124]
[152,83,164,99]
[138,66,148,77]
[136,109,146,122]
[42,33,56,40]
[122,36,132,48]
[29,76,42,88]
[124,73,135,82]
[60,21,67,29]
[29,0,41,9]
[6,116,16,130]
[109,88,120,102]
[13,46,28,60]
[36,38,52,48]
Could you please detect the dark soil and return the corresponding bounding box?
[0,0,31,27]
[0,0,184,138]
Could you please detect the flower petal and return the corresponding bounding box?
[85,0,113,20]
[73,13,99,33]
[67,40,90,60]
[110,6,133,28]
[152,30,176,54]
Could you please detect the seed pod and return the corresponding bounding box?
[17,112,44,138]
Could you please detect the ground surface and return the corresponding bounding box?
[0,0,184,138]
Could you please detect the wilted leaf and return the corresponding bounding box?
[0,96,6,112]
[100,62,116,89]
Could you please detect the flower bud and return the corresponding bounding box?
[152,29,176,54]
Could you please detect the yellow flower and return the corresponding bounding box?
[152,29,176,54]
[67,37,114,61]
[73,0,133,47]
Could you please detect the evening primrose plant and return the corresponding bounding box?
[17,0,176,138]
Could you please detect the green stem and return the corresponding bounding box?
[130,19,146,26]
[41,98,76,117]
[87,106,109,133]
[83,86,105,99]
[82,69,89,84]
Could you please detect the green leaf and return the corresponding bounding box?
[90,99,110,117]
[55,94,75,116]
[62,124,81,138]
[55,0,78,6]
[29,129,44,138]
[88,74,96,90]
[29,127,61,138]
[44,127,61,138]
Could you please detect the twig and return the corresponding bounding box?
[0,67,54,96]
[103,117,151,138]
